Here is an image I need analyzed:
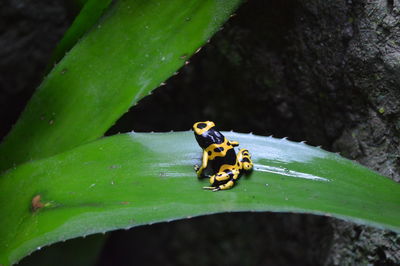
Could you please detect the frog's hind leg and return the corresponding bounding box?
[203,169,240,191]
[238,149,253,171]
[203,172,228,190]
[229,140,239,147]
[216,180,235,191]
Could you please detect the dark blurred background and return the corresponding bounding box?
[1,0,399,265]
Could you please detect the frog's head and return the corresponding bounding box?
[193,121,215,136]
[193,121,224,149]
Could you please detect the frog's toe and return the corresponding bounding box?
[203,186,221,192]
[242,162,253,171]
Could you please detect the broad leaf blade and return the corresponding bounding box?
[0,132,398,265]
[0,0,242,171]
[46,0,112,69]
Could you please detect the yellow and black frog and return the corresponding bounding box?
[193,121,253,191]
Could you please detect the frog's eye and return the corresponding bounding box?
[197,123,207,129]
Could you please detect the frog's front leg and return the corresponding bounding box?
[194,150,209,178]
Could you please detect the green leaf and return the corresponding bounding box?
[0,0,242,171]
[1,132,398,265]
[46,0,112,69]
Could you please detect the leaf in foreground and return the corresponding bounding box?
[0,131,399,265]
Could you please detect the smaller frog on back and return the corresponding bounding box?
[193,121,253,191]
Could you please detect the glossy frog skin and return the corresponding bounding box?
[193,121,253,191]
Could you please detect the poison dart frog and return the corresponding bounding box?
[193,121,253,191]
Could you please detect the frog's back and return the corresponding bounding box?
[210,147,237,173]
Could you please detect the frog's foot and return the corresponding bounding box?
[218,180,235,191]
[203,186,221,192]
[195,165,205,178]
[238,149,253,171]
